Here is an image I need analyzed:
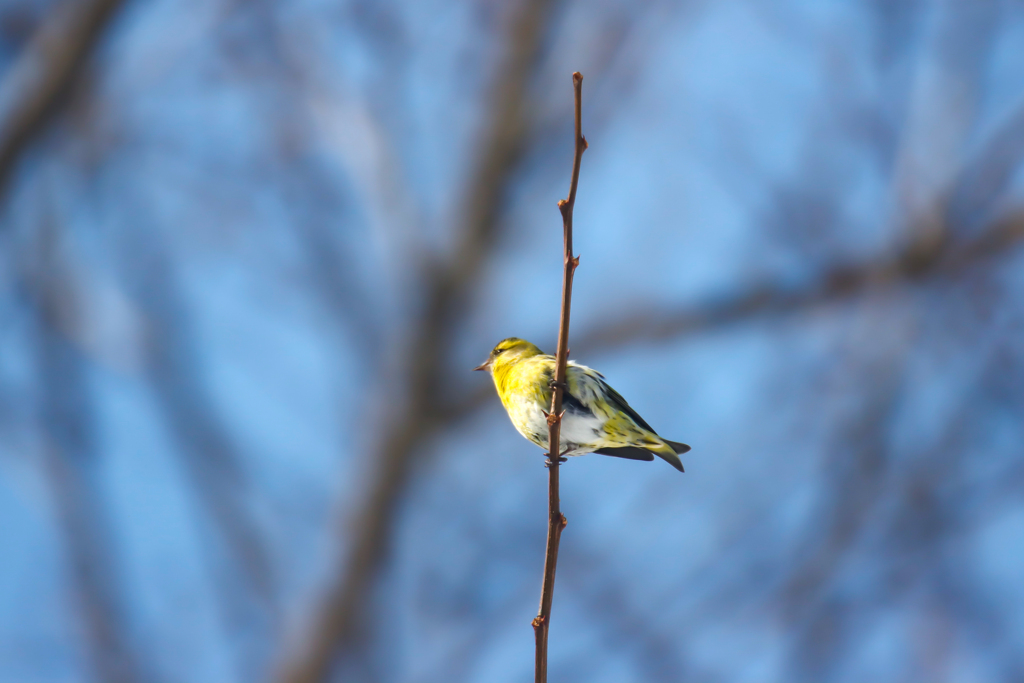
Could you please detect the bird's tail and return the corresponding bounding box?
[665,439,691,455]
[646,438,691,473]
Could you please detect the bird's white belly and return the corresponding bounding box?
[514,400,606,456]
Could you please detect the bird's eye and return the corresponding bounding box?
[494,348,505,356]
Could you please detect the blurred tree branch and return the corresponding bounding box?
[27,217,144,683]
[570,1,1019,357]
[781,363,902,679]
[114,217,279,680]
[276,1,556,681]
[4,2,281,675]
[0,0,126,202]
[573,208,1024,355]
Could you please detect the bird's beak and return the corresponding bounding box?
[473,359,491,372]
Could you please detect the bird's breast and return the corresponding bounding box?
[495,357,612,455]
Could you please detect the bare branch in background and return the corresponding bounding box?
[2,2,280,676]
[781,362,903,679]
[950,104,1024,231]
[276,1,556,681]
[26,219,144,683]
[570,2,1017,357]
[574,208,1024,355]
[0,0,125,202]
[115,222,279,681]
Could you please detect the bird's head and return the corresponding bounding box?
[473,337,543,374]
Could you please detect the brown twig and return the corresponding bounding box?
[532,70,587,683]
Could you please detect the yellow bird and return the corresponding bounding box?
[474,338,690,471]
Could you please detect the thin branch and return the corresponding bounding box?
[0,0,126,203]
[533,70,586,683]
[274,2,555,681]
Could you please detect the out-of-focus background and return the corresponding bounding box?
[2,1,1024,682]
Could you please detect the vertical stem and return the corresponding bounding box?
[532,70,586,683]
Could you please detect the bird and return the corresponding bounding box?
[474,337,690,472]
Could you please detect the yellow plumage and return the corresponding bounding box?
[474,338,690,472]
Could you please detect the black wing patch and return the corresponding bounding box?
[594,446,655,462]
[544,366,594,417]
[599,379,656,433]
[561,387,591,416]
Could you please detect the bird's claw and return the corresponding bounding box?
[545,445,572,465]
[548,378,568,393]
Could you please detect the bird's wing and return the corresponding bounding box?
[560,386,591,416]
[539,358,596,417]
[564,362,657,433]
[597,377,656,433]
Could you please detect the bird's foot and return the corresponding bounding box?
[544,456,568,468]
[548,378,568,393]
